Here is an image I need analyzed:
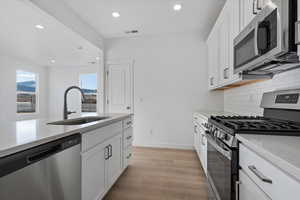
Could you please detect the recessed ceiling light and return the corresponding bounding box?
[35,24,45,29]
[173,4,182,11]
[51,59,55,63]
[112,12,120,18]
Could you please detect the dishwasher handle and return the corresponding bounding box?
[27,145,62,164]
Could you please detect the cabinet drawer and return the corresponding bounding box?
[239,144,300,200]
[123,127,133,148]
[123,117,133,129]
[239,169,271,200]
[82,122,122,152]
[124,146,133,168]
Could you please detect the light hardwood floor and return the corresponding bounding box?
[104,147,209,200]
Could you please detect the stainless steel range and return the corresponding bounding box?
[206,89,300,200]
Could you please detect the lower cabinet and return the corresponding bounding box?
[106,134,123,188]
[81,117,133,200]
[193,115,208,175]
[239,169,271,200]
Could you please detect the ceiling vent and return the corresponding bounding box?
[124,30,139,34]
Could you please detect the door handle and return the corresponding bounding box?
[248,165,272,183]
[126,135,132,140]
[126,106,131,110]
[126,153,132,159]
[224,68,229,79]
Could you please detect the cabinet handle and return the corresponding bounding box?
[253,0,258,14]
[104,146,109,160]
[108,144,112,158]
[194,125,197,133]
[126,135,132,140]
[256,0,262,10]
[201,134,206,145]
[224,68,229,79]
[210,77,214,86]
[126,153,132,159]
[235,181,241,200]
[248,165,272,184]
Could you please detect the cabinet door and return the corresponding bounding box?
[241,0,257,29]
[207,28,220,89]
[219,8,230,85]
[239,170,271,200]
[106,134,123,188]
[82,142,108,200]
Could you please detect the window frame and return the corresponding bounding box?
[79,73,98,114]
[16,70,39,116]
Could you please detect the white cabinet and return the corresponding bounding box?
[219,3,231,85]
[239,169,271,200]
[122,117,133,169]
[82,141,107,200]
[81,117,133,200]
[193,114,207,175]
[106,134,123,188]
[207,0,241,90]
[207,27,220,89]
[239,143,300,200]
[240,0,269,29]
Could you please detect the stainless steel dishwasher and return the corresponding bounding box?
[0,134,81,200]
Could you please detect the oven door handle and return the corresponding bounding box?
[207,136,232,160]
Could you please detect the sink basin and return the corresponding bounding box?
[48,116,110,125]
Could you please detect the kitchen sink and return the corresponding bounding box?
[47,116,110,125]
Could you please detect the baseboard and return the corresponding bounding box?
[133,143,194,150]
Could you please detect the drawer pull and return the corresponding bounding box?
[126,153,132,159]
[126,136,132,140]
[248,165,272,184]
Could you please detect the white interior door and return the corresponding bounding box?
[106,61,133,114]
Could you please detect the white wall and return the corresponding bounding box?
[48,64,104,118]
[105,32,223,149]
[224,68,300,115]
[0,55,49,121]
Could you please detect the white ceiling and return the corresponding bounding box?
[62,0,226,38]
[0,0,101,67]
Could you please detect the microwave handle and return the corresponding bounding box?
[254,25,259,56]
[295,21,300,45]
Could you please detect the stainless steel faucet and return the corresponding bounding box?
[63,86,87,120]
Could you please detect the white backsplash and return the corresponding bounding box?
[224,68,300,116]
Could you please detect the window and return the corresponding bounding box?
[16,71,38,113]
[80,73,97,113]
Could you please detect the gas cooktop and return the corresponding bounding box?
[209,115,300,135]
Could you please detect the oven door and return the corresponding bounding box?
[207,135,236,200]
[234,3,280,74]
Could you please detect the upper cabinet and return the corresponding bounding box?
[207,0,241,90]
[206,0,271,90]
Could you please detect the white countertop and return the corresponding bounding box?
[194,110,237,120]
[0,113,132,158]
[237,134,300,182]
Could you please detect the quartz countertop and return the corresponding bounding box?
[194,110,237,120]
[237,134,300,182]
[0,113,132,158]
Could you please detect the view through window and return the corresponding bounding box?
[80,73,97,113]
[16,71,37,113]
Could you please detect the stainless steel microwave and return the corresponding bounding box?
[234,0,299,75]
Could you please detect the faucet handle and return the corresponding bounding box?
[67,111,76,115]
